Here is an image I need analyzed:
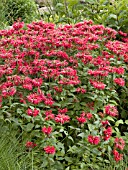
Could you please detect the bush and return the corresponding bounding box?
[0,20,128,169]
[43,0,128,33]
[1,0,40,26]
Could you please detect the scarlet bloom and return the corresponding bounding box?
[44,110,55,121]
[76,88,86,93]
[114,78,125,86]
[114,137,125,150]
[90,80,106,90]
[101,120,109,127]
[25,141,37,148]
[44,146,56,154]
[27,108,40,117]
[112,150,123,162]
[77,116,86,124]
[86,113,93,120]
[103,126,112,141]
[58,108,68,114]
[88,135,100,145]
[105,105,118,117]
[42,126,52,135]
[55,114,70,124]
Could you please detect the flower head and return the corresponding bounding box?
[44,146,56,154]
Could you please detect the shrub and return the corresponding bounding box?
[43,0,128,33]
[1,0,40,26]
[0,20,128,169]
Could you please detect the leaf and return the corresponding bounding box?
[68,136,74,142]
[78,132,85,138]
[17,108,22,114]
[115,120,124,127]
[26,123,34,132]
[108,14,117,20]
[125,120,128,125]
[106,116,115,122]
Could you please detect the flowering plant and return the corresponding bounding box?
[0,20,127,169]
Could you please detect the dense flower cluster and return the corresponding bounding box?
[0,20,127,164]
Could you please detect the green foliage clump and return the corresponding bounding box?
[43,0,128,32]
[1,0,40,26]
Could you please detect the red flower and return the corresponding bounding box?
[44,146,56,154]
[103,126,112,141]
[25,141,37,148]
[55,114,70,124]
[77,116,86,124]
[114,78,125,86]
[112,150,123,162]
[58,108,68,114]
[105,105,118,117]
[42,126,52,135]
[27,108,40,117]
[86,113,93,120]
[114,137,125,150]
[101,120,109,127]
[88,135,100,145]
[90,80,106,90]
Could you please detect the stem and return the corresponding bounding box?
[32,150,34,170]
[48,155,51,169]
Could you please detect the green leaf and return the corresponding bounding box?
[78,132,85,138]
[106,116,115,122]
[26,123,34,132]
[115,120,124,127]
[125,120,128,125]
[108,14,117,20]
[68,136,74,142]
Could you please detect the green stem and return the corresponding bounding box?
[32,150,34,170]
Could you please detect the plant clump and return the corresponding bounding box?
[0,20,127,169]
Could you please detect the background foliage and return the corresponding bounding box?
[41,0,128,33]
[0,0,40,29]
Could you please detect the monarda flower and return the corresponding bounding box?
[2,87,16,97]
[114,137,125,150]
[25,141,37,148]
[105,105,118,117]
[42,126,52,135]
[55,114,70,124]
[88,135,100,145]
[76,87,86,93]
[76,116,86,124]
[112,67,125,75]
[27,108,40,117]
[44,146,56,154]
[114,78,125,86]
[90,80,106,90]
[44,110,55,121]
[58,108,68,114]
[101,120,109,127]
[86,113,93,120]
[103,126,112,141]
[112,150,123,162]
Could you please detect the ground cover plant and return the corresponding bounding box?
[0,20,128,169]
